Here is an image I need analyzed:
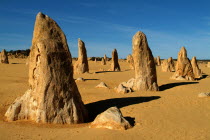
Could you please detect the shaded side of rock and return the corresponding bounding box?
[90,107,132,130]
[132,31,159,91]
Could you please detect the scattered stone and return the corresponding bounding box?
[171,47,195,81]
[132,31,159,91]
[114,84,133,94]
[95,82,108,88]
[0,49,9,64]
[76,77,85,82]
[191,56,202,79]
[90,107,132,130]
[110,49,121,71]
[5,12,87,124]
[101,57,106,65]
[74,38,89,74]
[198,92,210,98]
[126,54,134,69]
[121,78,135,89]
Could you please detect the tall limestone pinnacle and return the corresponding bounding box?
[110,49,121,71]
[0,49,9,64]
[132,31,159,91]
[5,12,87,124]
[172,47,195,80]
[74,38,89,74]
[191,56,202,79]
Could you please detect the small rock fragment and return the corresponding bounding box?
[90,107,132,130]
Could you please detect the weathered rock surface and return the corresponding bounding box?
[172,47,195,80]
[74,39,89,74]
[126,54,134,69]
[95,82,108,88]
[110,49,121,71]
[101,57,106,65]
[0,49,9,64]
[132,31,159,91]
[198,92,210,98]
[191,56,202,79]
[5,12,87,124]
[90,107,132,130]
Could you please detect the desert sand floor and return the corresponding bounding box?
[0,58,210,140]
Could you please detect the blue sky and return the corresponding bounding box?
[0,0,210,59]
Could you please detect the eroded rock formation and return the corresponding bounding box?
[172,47,194,80]
[0,49,9,64]
[74,39,89,74]
[110,49,120,71]
[191,56,202,79]
[132,31,159,91]
[5,12,87,124]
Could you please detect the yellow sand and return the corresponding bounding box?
[0,58,209,140]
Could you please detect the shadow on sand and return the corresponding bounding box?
[95,71,122,74]
[84,79,100,81]
[196,74,209,80]
[85,96,160,122]
[11,63,25,64]
[159,82,199,91]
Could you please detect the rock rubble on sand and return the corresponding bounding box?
[95,82,108,88]
[90,107,132,130]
